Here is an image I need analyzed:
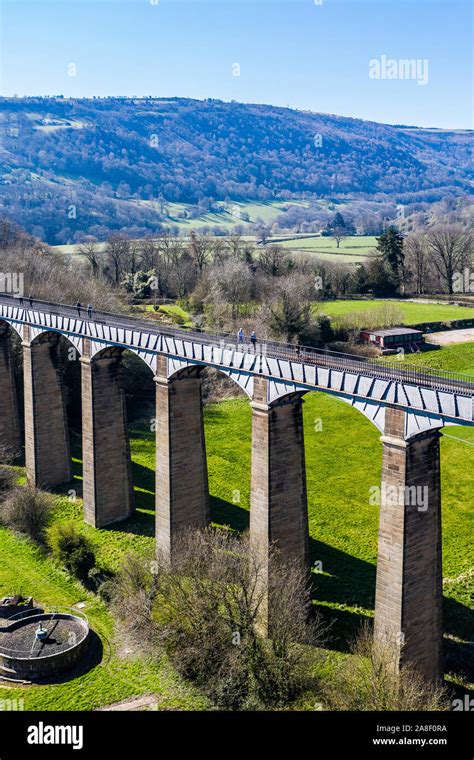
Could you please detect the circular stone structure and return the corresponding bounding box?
[0,609,89,681]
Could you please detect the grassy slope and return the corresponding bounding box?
[0,527,208,710]
[1,348,472,708]
[394,342,474,377]
[52,200,313,251]
[142,299,474,332]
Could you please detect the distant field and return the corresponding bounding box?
[279,235,377,262]
[319,299,473,325]
[50,199,314,252]
[139,198,312,232]
[51,230,375,260]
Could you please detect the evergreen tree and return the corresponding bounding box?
[328,211,346,229]
[376,226,405,292]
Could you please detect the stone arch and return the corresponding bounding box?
[267,380,387,433]
[22,326,75,488]
[88,344,126,361]
[0,318,22,456]
[167,358,253,398]
[89,341,156,374]
[266,381,447,439]
[28,326,83,358]
[0,317,23,341]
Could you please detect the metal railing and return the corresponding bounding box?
[0,293,473,396]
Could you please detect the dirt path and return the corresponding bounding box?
[96,694,159,711]
[425,328,474,345]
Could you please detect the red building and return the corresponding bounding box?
[360,327,424,352]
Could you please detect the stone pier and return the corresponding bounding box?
[250,377,309,581]
[0,323,21,457]
[81,342,134,527]
[374,405,443,683]
[155,360,209,563]
[23,328,71,487]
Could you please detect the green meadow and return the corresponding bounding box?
[392,342,474,377]
[1,379,472,708]
[279,234,377,262]
[318,299,473,325]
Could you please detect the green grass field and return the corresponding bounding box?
[0,525,208,710]
[51,200,313,252]
[1,371,472,709]
[319,299,473,325]
[146,298,473,333]
[279,235,377,262]
[391,342,474,377]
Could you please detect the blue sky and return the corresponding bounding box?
[1,0,472,128]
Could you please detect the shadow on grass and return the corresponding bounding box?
[131,460,155,498]
[211,496,249,532]
[114,507,155,538]
[48,445,474,681]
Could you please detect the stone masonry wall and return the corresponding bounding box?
[0,324,21,456]
[374,405,443,683]
[250,377,309,571]
[81,343,134,527]
[155,363,210,562]
[23,329,71,488]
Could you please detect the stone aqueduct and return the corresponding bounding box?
[0,294,473,684]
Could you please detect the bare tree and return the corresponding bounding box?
[254,223,271,245]
[112,528,323,710]
[210,237,228,266]
[78,237,101,278]
[139,236,159,271]
[157,194,168,216]
[404,233,428,294]
[258,245,288,277]
[188,231,211,274]
[168,246,196,298]
[265,273,316,342]
[0,237,123,310]
[0,217,21,249]
[105,234,131,285]
[323,622,449,711]
[426,226,473,294]
[331,225,347,249]
[224,234,245,258]
[209,259,253,305]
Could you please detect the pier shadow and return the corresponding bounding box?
[211,495,249,532]
[48,445,473,680]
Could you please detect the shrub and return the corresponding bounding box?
[49,522,96,583]
[87,566,115,597]
[0,486,53,544]
[0,445,19,501]
[0,467,16,500]
[113,529,324,710]
[323,622,449,711]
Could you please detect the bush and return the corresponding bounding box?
[49,522,96,583]
[0,467,16,500]
[0,486,53,544]
[0,445,19,501]
[113,529,324,710]
[323,623,449,711]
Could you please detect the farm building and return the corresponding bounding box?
[360,327,424,352]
